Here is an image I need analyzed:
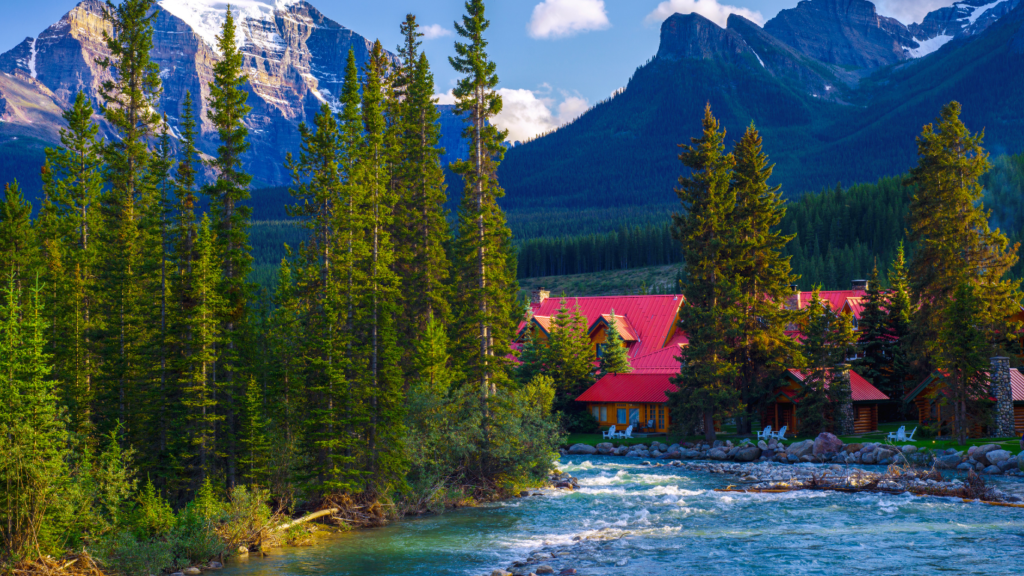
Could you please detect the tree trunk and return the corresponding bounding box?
[704,411,716,442]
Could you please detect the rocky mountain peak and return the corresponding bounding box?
[764,0,916,69]
[656,12,749,62]
[908,0,1022,55]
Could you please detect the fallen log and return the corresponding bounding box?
[273,508,339,533]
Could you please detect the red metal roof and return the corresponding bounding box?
[1011,368,1024,402]
[630,344,684,373]
[576,372,677,403]
[590,314,639,342]
[525,295,684,360]
[786,368,890,402]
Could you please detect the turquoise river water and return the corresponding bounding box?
[221,455,1024,576]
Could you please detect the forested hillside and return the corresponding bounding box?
[516,152,1024,291]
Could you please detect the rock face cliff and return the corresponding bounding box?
[0,0,387,186]
[763,0,916,69]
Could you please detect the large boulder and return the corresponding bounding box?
[982,465,1002,475]
[934,453,962,469]
[813,432,844,456]
[595,442,614,455]
[734,446,762,462]
[614,446,630,456]
[997,457,1018,472]
[708,448,729,460]
[844,443,863,453]
[874,447,897,463]
[973,444,1001,465]
[682,449,702,459]
[757,440,769,450]
[788,440,814,458]
[985,450,1012,465]
[568,443,598,455]
[861,450,877,465]
[900,445,918,454]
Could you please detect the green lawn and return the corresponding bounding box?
[566,421,1023,453]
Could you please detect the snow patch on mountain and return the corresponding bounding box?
[157,0,300,51]
[28,38,37,79]
[905,33,955,57]
[964,0,1006,24]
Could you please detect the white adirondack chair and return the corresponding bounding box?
[904,427,917,441]
[620,425,634,440]
[602,425,617,440]
[757,425,772,440]
[887,426,905,441]
[773,425,788,441]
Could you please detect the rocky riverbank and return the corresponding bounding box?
[562,432,1024,476]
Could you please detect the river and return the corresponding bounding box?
[220,455,1024,576]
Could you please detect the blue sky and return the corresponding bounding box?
[1,0,952,141]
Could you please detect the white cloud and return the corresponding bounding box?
[436,88,589,142]
[528,0,611,39]
[873,0,952,25]
[421,24,452,40]
[645,0,765,28]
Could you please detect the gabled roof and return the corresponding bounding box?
[785,368,890,402]
[588,314,638,342]
[907,369,1024,403]
[630,343,685,373]
[531,316,552,336]
[789,290,866,314]
[523,295,684,359]
[576,372,676,404]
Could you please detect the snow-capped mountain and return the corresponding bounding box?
[907,0,1022,57]
[0,0,386,186]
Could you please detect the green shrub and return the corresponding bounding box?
[100,531,172,576]
[562,410,599,433]
[129,480,174,539]
[170,503,225,567]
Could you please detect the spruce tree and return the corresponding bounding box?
[728,123,801,434]
[394,16,451,339]
[516,325,545,385]
[205,6,254,486]
[449,0,519,420]
[544,298,595,415]
[38,92,104,436]
[932,282,990,445]
[667,105,741,441]
[357,41,406,492]
[798,287,857,434]
[597,311,632,378]
[885,243,914,399]
[0,183,37,290]
[906,101,1021,360]
[238,376,270,486]
[94,0,163,448]
[853,265,891,394]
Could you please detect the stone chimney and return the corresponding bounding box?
[991,357,1015,438]
[530,288,550,306]
[784,284,802,311]
[851,279,869,291]
[833,364,855,435]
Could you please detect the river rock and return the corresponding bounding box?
[844,443,863,453]
[735,447,762,462]
[568,444,597,455]
[861,450,877,465]
[901,445,917,454]
[713,440,724,448]
[998,457,1018,472]
[183,569,201,576]
[983,465,1002,474]
[757,440,768,450]
[813,432,843,456]
[708,448,729,460]
[973,444,1000,465]
[726,446,740,459]
[875,447,896,463]
[957,462,973,471]
[1019,456,1024,472]
[986,450,1012,465]
[934,453,962,469]
[614,446,629,456]
[681,449,701,459]
[788,440,814,458]
[536,566,555,575]
[208,562,223,569]
[237,546,249,555]
[491,570,512,576]
[595,442,614,455]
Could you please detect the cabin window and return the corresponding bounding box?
[600,406,607,422]
[617,408,627,424]
[592,406,600,421]
[595,344,605,358]
[629,408,640,426]
[657,407,665,430]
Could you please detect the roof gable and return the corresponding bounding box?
[785,368,890,402]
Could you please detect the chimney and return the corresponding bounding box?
[784,285,802,311]
[991,357,1015,438]
[851,279,869,291]
[530,288,550,305]
[833,364,855,436]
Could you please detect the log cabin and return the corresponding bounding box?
[904,368,1024,436]
[761,369,889,435]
